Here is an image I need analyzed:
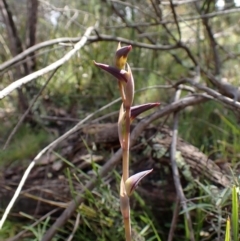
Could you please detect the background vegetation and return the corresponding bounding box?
[0,0,240,240]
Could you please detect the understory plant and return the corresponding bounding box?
[94,43,159,240]
[225,185,239,241]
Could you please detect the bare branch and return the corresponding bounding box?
[196,2,221,75]
[0,0,30,110]
[0,26,94,100]
[169,0,181,41]
[101,6,240,29]
[0,34,177,73]
[26,0,39,72]
[0,36,81,72]
[182,78,240,109]
[0,0,24,57]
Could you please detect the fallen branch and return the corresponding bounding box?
[178,78,240,110]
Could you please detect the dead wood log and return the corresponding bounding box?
[0,123,231,217]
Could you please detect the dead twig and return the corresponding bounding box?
[169,0,181,41]
[195,1,221,76]
[183,78,240,109]
[26,0,39,72]
[168,198,180,241]
[66,213,81,241]
[170,87,195,241]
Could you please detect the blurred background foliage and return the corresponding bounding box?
[1,0,240,240]
[1,0,239,149]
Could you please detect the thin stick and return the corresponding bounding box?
[170,88,195,241]
[167,198,180,241]
[66,213,81,241]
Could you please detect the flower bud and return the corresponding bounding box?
[115,43,132,69]
[125,169,153,196]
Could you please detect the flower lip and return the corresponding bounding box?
[130,102,160,120]
[94,61,128,82]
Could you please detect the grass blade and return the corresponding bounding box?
[225,216,231,241]
[231,186,238,241]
